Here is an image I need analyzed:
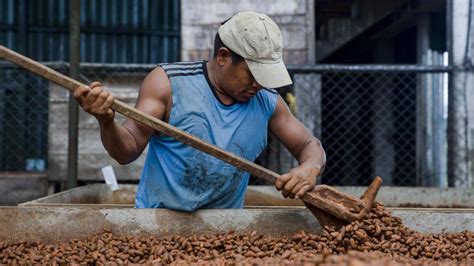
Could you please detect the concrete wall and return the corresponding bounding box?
[181,0,315,64]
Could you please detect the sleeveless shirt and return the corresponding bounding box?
[135,61,278,210]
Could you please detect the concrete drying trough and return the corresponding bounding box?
[7,177,474,264]
[9,184,473,264]
[0,206,473,264]
[4,185,472,264]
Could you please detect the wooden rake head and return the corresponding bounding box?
[302,176,383,230]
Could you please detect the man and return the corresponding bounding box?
[74,11,326,210]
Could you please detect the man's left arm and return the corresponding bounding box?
[269,95,326,199]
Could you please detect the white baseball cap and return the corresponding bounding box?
[218,11,293,88]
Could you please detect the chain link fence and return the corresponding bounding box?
[0,61,462,187]
[0,64,53,172]
[289,66,450,187]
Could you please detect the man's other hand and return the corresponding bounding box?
[275,165,321,199]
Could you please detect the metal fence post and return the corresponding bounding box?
[67,0,81,190]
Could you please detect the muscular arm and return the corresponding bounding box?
[269,95,326,198]
[75,67,171,164]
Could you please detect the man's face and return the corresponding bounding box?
[220,58,263,103]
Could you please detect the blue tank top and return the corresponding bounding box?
[135,61,278,210]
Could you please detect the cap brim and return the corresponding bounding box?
[246,59,293,88]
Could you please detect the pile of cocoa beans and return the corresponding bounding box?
[0,203,473,265]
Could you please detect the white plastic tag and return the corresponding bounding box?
[101,165,119,191]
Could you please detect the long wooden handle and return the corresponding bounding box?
[0,45,280,184]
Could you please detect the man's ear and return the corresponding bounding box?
[216,47,232,66]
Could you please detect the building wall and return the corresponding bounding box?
[181,0,315,64]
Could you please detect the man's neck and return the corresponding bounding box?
[206,60,234,105]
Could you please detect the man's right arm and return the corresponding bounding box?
[74,67,171,164]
